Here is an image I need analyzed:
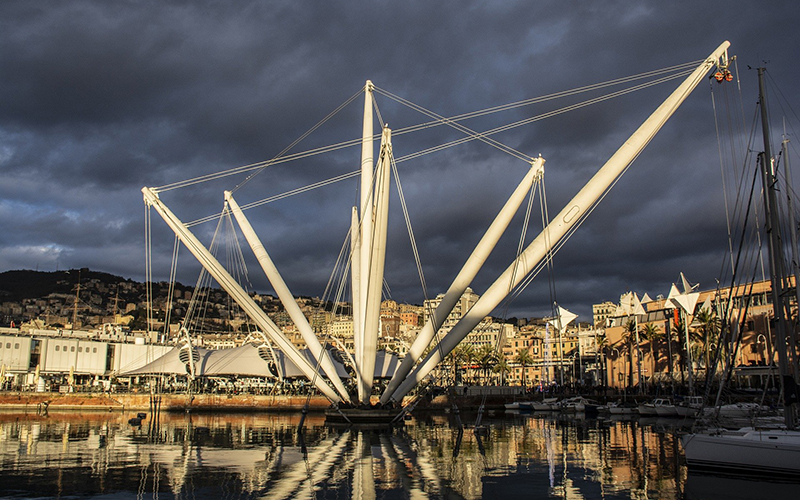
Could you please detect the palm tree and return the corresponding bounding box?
[476,344,499,384]
[515,348,534,391]
[493,355,510,385]
[671,314,687,386]
[596,334,608,387]
[641,323,662,382]
[692,307,720,377]
[452,344,474,384]
[622,319,637,390]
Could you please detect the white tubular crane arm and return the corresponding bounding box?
[379,156,545,405]
[359,126,393,404]
[225,192,351,402]
[389,41,731,403]
[141,187,341,403]
[355,80,375,404]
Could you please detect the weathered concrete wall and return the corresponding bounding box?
[0,392,332,412]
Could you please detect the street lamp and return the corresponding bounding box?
[756,333,767,365]
[610,347,620,393]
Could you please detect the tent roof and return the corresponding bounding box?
[121,346,208,376]
[201,344,277,377]
[122,344,354,380]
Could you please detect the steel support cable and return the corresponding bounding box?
[163,235,180,336]
[186,170,361,227]
[224,207,255,332]
[395,71,693,164]
[374,87,531,163]
[320,227,353,312]
[183,72,692,231]
[190,209,227,334]
[156,65,695,193]
[505,145,653,306]
[233,88,364,194]
[373,61,700,140]
[157,89,365,193]
[540,177,560,325]
[174,71,692,234]
[390,151,449,371]
[711,83,737,276]
[144,205,154,333]
[390,155,428,302]
[498,175,540,320]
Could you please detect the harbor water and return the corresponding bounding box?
[0,410,796,499]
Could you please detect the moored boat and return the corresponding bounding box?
[654,399,679,417]
[531,397,559,411]
[675,395,703,418]
[681,427,800,477]
[607,400,639,415]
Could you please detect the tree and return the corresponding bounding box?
[671,314,687,386]
[596,334,608,387]
[493,355,510,385]
[622,319,638,390]
[692,307,720,376]
[452,344,475,384]
[476,344,499,384]
[641,323,662,381]
[515,348,534,390]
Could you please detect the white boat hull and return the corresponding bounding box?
[681,428,800,477]
[638,404,658,416]
[608,406,638,415]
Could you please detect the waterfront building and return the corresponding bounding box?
[422,287,479,334]
[592,301,616,329]
[601,278,797,391]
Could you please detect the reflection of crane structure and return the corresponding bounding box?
[0,412,698,499]
[143,42,731,416]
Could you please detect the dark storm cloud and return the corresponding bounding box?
[1,0,799,321]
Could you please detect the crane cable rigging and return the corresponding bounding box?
[153,61,701,195]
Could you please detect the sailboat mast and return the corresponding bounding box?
[782,138,800,380]
[757,67,796,429]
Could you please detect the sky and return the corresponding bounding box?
[1,1,799,323]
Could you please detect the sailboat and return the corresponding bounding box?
[681,67,800,477]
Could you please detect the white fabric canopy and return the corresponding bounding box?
[372,350,400,378]
[201,344,277,377]
[121,346,208,376]
[123,344,351,380]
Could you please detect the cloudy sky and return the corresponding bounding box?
[2,1,799,321]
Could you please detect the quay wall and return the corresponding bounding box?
[0,391,529,412]
[0,392,334,412]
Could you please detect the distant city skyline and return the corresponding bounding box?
[1,1,798,322]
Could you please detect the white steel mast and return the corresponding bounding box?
[354,80,374,402]
[141,187,342,403]
[388,41,731,403]
[225,192,351,402]
[360,125,392,404]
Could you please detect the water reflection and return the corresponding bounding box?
[0,410,794,499]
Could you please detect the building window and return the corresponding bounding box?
[71,346,75,352]
[55,346,60,351]
[14,343,19,349]
[78,347,83,353]
[4,343,9,349]
[93,348,97,353]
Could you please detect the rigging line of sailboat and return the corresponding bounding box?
[681,66,800,477]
